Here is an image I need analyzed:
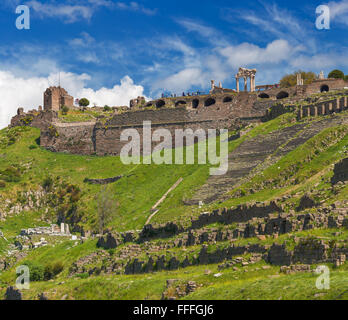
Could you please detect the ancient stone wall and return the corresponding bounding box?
[331,158,348,184]
[10,108,57,130]
[304,79,347,95]
[39,93,271,156]
[44,86,74,111]
[257,79,348,101]
[297,96,348,119]
[40,121,96,155]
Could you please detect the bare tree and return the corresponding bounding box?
[96,186,117,234]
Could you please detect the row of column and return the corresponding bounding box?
[298,97,348,119]
[235,75,256,93]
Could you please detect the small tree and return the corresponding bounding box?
[280,71,316,88]
[79,98,90,107]
[103,105,112,112]
[95,187,117,234]
[328,69,345,79]
[345,75,348,81]
[61,105,69,115]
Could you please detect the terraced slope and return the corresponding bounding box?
[0,105,348,300]
[190,115,348,204]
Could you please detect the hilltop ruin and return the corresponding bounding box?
[10,71,348,156]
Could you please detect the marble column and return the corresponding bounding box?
[236,77,239,93]
[244,77,248,92]
[250,76,254,92]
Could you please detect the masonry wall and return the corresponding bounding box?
[40,94,272,156]
[298,96,348,119]
[10,109,57,130]
[304,79,347,95]
[40,122,96,155]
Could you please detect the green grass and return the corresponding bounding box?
[0,110,347,300]
[3,256,348,300]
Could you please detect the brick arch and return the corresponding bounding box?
[276,91,289,100]
[258,93,270,99]
[204,98,216,107]
[175,100,187,107]
[156,100,166,108]
[192,99,199,109]
[320,84,329,92]
[223,96,233,103]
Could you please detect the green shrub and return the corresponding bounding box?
[42,176,54,191]
[0,166,21,182]
[0,180,6,188]
[61,105,69,115]
[44,261,64,280]
[328,69,345,79]
[23,261,45,282]
[103,105,112,112]
[75,273,89,279]
[29,144,38,150]
[79,98,90,107]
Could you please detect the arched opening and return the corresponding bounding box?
[258,93,270,99]
[156,100,166,108]
[320,84,329,93]
[204,98,216,107]
[223,96,233,103]
[276,91,289,100]
[192,99,199,109]
[175,100,187,107]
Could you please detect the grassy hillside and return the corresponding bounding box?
[0,107,347,300]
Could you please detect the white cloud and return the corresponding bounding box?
[77,76,147,107]
[24,0,113,23]
[290,52,348,70]
[219,39,300,68]
[177,19,217,38]
[153,68,206,93]
[0,70,146,129]
[115,2,157,15]
[328,0,348,25]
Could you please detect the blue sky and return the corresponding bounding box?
[0,0,348,127]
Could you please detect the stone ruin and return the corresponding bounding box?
[9,70,348,158]
[20,223,71,237]
[44,86,74,111]
[130,96,146,109]
[235,67,257,92]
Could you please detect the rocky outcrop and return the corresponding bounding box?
[84,175,123,185]
[296,195,317,211]
[4,286,22,300]
[96,232,122,249]
[331,158,348,185]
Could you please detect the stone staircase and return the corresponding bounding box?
[189,115,348,205]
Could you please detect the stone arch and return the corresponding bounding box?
[258,93,270,99]
[223,96,233,103]
[192,99,199,109]
[156,100,166,108]
[204,98,216,107]
[175,100,187,107]
[276,91,289,100]
[320,84,329,93]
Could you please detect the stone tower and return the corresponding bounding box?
[44,86,74,111]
